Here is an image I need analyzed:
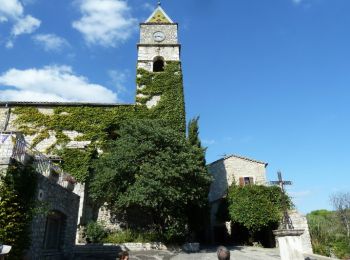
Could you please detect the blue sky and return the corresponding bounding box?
[1,0,349,214]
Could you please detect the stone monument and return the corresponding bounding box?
[271,171,305,260]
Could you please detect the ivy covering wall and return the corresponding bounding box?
[11,62,185,182]
[0,160,37,259]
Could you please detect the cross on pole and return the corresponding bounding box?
[158,0,161,6]
[270,171,294,230]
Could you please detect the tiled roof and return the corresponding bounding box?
[0,101,133,107]
[208,154,268,167]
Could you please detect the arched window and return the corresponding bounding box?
[153,57,164,72]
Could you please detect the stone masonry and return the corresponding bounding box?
[289,210,313,254]
[208,154,313,253]
[30,173,79,259]
[0,132,80,259]
[208,154,268,203]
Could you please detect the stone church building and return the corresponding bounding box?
[0,4,185,258]
[208,154,313,253]
[0,4,313,259]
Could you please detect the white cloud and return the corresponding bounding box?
[0,65,118,103]
[33,34,69,52]
[5,40,14,49]
[289,190,312,198]
[0,16,8,23]
[108,69,128,93]
[0,0,41,46]
[142,3,154,12]
[0,0,24,18]
[11,15,40,36]
[292,0,303,4]
[72,0,137,47]
[202,139,216,145]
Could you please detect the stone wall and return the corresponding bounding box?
[30,174,80,259]
[290,210,313,254]
[0,131,80,259]
[140,24,178,45]
[138,23,180,73]
[208,155,268,203]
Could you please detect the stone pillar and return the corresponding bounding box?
[273,229,304,260]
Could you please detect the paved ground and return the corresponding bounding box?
[128,247,281,260]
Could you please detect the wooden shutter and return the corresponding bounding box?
[249,177,254,185]
[239,177,244,186]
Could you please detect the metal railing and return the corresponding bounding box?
[1,132,76,188]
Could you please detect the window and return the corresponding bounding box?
[43,211,66,250]
[239,177,254,186]
[153,57,164,72]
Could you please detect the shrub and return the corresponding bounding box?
[85,222,108,243]
[104,230,161,243]
[0,161,37,259]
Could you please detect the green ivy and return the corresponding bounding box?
[11,62,186,182]
[0,160,37,259]
[136,61,186,133]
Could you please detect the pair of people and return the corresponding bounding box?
[118,246,230,260]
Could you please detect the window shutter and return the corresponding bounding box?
[249,177,254,185]
[239,177,244,186]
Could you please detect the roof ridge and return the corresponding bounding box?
[208,154,268,166]
[0,101,134,107]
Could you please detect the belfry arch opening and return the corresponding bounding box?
[153,56,165,72]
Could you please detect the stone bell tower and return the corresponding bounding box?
[137,4,180,72]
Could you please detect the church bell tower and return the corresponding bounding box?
[136,4,185,133]
[137,4,180,72]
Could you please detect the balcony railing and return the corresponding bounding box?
[0,131,76,189]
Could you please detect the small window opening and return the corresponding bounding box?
[153,57,164,72]
[239,177,254,186]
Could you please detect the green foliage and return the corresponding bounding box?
[85,221,108,244]
[227,185,290,232]
[0,161,37,259]
[12,62,186,183]
[58,148,94,182]
[307,210,350,259]
[136,62,186,133]
[186,117,211,241]
[104,230,161,243]
[89,119,211,242]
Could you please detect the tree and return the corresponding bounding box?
[186,117,211,241]
[0,161,37,259]
[89,119,211,242]
[227,185,290,233]
[307,209,350,258]
[330,192,350,238]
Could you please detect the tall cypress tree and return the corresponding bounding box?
[186,117,211,242]
[188,116,206,166]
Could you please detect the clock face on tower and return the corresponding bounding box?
[153,31,165,42]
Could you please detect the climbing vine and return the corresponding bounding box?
[11,62,186,182]
[136,61,186,133]
[0,160,37,259]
